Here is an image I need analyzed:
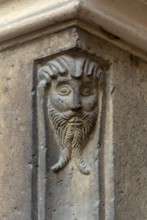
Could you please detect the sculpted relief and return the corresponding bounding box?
[37,52,106,175]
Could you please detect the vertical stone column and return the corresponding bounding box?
[0,1,147,220]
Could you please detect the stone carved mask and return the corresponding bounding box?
[38,54,104,175]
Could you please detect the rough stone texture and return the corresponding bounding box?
[0,45,33,219]
[113,55,147,220]
[0,27,147,220]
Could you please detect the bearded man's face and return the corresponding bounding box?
[48,74,98,174]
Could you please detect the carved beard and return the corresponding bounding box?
[48,101,98,175]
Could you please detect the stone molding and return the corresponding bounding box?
[0,0,147,57]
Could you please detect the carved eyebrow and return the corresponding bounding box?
[82,80,92,85]
[81,80,96,89]
[56,78,70,84]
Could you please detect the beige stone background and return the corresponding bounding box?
[113,54,147,219]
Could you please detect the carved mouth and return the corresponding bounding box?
[68,117,83,126]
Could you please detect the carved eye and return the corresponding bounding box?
[57,85,71,96]
[81,87,93,96]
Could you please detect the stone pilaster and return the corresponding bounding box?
[0,1,147,220]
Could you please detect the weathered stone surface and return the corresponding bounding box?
[113,55,147,220]
[0,27,146,220]
[0,43,33,220]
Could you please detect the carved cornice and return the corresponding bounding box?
[0,0,147,57]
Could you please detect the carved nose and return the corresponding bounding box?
[70,104,82,111]
[71,88,82,111]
